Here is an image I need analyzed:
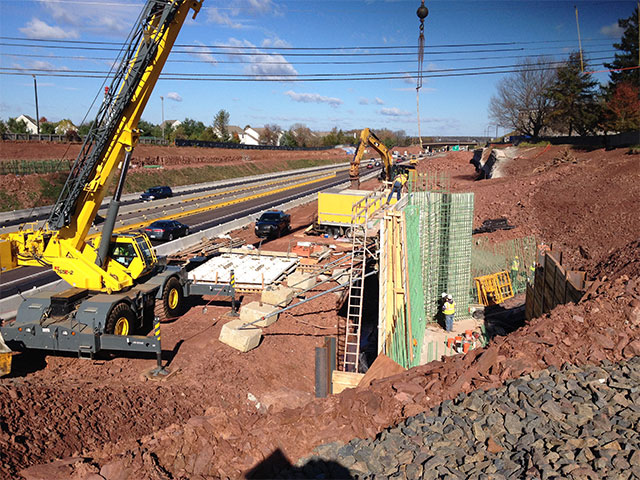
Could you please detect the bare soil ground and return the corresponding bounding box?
[1,145,639,479]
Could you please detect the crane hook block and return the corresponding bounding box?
[417,1,429,20]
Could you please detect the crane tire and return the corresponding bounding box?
[162,277,184,320]
[105,303,135,335]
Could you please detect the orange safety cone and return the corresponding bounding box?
[465,330,473,340]
[447,338,454,348]
[463,342,471,353]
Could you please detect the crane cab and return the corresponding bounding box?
[107,233,157,281]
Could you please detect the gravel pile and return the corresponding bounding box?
[282,357,640,479]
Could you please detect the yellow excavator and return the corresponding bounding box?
[0,0,230,373]
[349,128,414,188]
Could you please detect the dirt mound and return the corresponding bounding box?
[418,146,640,273]
[590,238,640,281]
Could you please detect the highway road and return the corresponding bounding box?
[0,166,354,300]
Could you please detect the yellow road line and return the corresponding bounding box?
[182,169,343,204]
[115,172,337,234]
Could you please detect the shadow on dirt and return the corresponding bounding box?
[483,302,527,341]
[245,448,353,479]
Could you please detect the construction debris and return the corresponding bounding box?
[472,217,515,234]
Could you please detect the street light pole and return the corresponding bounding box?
[32,75,40,135]
[160,96,165,141]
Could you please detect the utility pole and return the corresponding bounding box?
[160,95,165,141]
[575,5,584,72]
[32,75,40,135]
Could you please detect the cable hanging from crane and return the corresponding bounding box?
[416,1,429,149]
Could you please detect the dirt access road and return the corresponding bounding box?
[1,145,639,479]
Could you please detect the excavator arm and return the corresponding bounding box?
[349,128,398,188]
[0,0,203,292]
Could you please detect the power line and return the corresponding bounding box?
[0,56,614,77]
[0,59,616,82]
[0,48,616,66]
[0,35,615,51]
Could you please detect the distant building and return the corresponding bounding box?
[161,119,182,131]
[240,126,282,146]
[16,114,38,134]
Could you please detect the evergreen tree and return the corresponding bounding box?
[604,7,639,95]
[7,117,28,133]
[213,109,230,141]
[548,52,600,135]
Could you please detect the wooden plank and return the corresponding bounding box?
[332,370,365,394]
[525,284,534,320]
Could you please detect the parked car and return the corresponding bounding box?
[374,160,381,167]
[140,186,172,201]
[254,210,291,238]
[366,162,374,169]
[143,219,189,241]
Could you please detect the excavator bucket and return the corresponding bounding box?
[0,333,12,377]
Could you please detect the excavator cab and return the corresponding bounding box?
[107,233,157,280]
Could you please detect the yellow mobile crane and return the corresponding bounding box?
[349,128,414,189]
[0,0,233,367]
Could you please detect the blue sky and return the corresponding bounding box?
[0,0,636,136]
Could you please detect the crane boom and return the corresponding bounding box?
[0,0,202,292]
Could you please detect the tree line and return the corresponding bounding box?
[0,107,414,149]
[489,8,640,137]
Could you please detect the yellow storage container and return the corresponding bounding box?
[318,188,385,226]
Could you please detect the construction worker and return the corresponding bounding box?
[528,262,536,283]
[442,293,455,332]
[510,256,520,285]
[386,171,408,204]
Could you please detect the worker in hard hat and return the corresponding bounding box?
[510,256,520,287]
[442,294,456,332]
[528,262,536,283]
[386,171,408,204]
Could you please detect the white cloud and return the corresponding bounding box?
[39,0,136,35]
[358,98,369,105]
[374,97,384,105]
[226,38,297,80]
[600,22,624,38]
[285,90,343,107]
[167,92,183,102]
[380,107,411,117]
[246,0,277,15]
[29,60,68,71]
[185,41,218,66]
[206,0,281,26]
[207,8,243,28]
[403,74,415,85]
[19,18,78,39]
[262,36,291,48]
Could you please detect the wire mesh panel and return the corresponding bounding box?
[471,236,537,296]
